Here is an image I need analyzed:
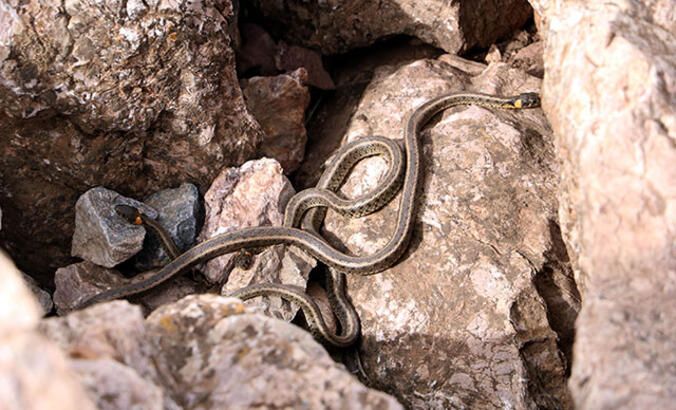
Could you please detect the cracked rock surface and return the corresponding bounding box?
[301,55,574,408]
[243,69,311,174]
[0,0,261,281]
[198,158,295,284]
[39,295,403,409]
[535,0,676,408]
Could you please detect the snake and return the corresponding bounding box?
[114,204,182,259]
[77,91,541,347]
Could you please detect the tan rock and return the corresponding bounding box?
[70,359,165,410]
[40,301,156,373]
[145,294,403,409]
[237,23,278,77]
[295,39,443,190]
[275,42,336,90]
[40,300,178,409]
[306,57,573,408]
[0,250,95,410]
[198,158,295,283]
[223,244,316,321]
[536,0,676,408]
[0,333,97,410]
[0,250,41,333]
[41,289,403,408]
[508,41,545,78]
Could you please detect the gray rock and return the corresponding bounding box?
[53,259,206,315]
[304,57,572,408]
[535,0,676,408]
[71,187,157,268]
[199,158,295,284]
[135,183,202,270]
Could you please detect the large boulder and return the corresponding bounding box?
[302,52,574,408]
[40,295,403,409]
[0,0,261,280]
[534,0,676,408]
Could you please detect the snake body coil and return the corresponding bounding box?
[77,92,540,347]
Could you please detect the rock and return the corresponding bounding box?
[0,250,96,409]
[1,333,98,410]
[198,158,295,283]
[243,70,312,173]
[71,187,156,268]
[41,295,401,409]
[508,41,545,78]
[237,23,278,77]
[303,56,573,408]
[22,272,54,314]
[485,44,503,64]
[275,42,336,90]
[237,23,335,90]
[41,300,178,408]
[53,259,206,314]
[223,244,316,321]
[145,294,403,409]
[40,301,156,375]
[70,359,166,410]
[53,261,129,315]
[249,0,533,54]
[0,0,261,280]
[535,1,676,408]
[135,183,202,270]
[295,38,442,190]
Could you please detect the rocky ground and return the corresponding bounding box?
[1,0,673,409]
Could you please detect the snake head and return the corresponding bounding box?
[513,92,541,109]
[114,204,143,225]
